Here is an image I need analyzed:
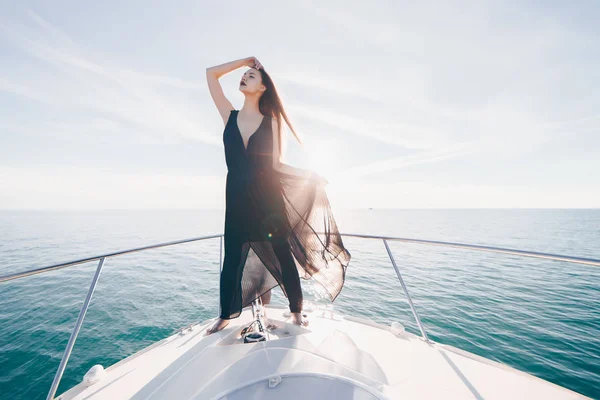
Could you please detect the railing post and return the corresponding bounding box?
[383,239,430,343]
[46,257,106,400]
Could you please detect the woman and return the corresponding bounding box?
[205,56,351,335]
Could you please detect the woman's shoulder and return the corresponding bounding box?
[223,109,238,127]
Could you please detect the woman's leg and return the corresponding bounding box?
[272,239,303,314]
[207,236,245,335]
[219,236,246,319]
[260,290,271,306]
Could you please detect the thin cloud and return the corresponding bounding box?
[329,180,600,209]
[0,10,219,145]
[290,104,454,149]
[277,71,382,103]
[0,78,56,105]
[0,166,224,210]
[343,142,478,178]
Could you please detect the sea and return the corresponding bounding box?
[0,209,598,399]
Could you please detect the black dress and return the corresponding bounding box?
[220,109,351,319]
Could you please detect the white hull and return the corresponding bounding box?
[57,305,587,400]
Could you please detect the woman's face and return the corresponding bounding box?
[239,68,265,95]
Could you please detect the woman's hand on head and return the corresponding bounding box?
[245,56,263,70]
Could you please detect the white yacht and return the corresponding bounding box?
[2,233,596,399]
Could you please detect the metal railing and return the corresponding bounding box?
[1,234,223,400]
[1,233,598,400]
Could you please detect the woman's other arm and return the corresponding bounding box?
[271,117,316,179]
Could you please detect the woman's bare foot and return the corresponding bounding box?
[291,312,309,327]
[205,318,229,335]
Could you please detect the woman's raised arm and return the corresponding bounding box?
[206,57,261,124]
[271,117,315,179]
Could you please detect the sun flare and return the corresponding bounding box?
[305,138,342,182]
[303,137,357,209]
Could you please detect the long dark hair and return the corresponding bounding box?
[256,68,303,162]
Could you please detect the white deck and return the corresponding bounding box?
[57,305,587,400]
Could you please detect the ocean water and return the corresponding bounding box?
[0,209,599,399]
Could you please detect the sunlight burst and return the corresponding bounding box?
[305,137,342,183]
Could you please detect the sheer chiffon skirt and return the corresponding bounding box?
[220,169,351,319]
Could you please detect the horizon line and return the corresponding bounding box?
[1,207,599,212]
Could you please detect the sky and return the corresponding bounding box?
[0,0,599,210]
